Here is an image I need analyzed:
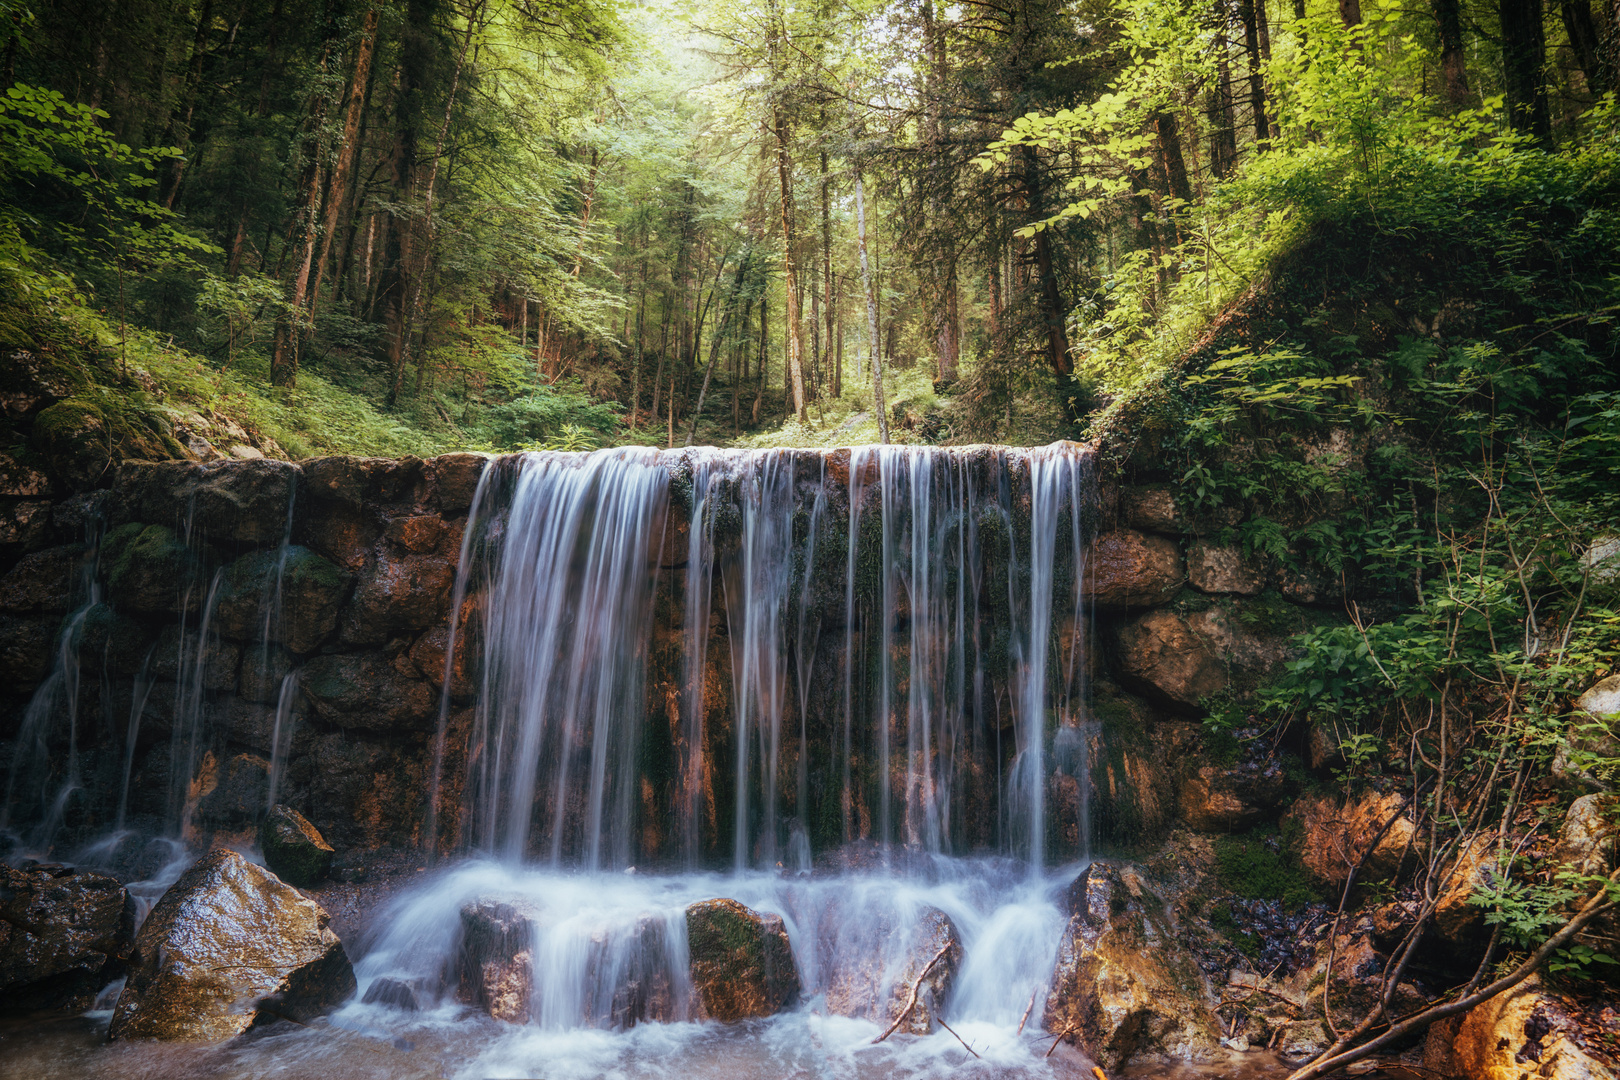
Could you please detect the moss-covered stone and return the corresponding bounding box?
[684,897,799,1021]
[102,523,210,613]
[260,805,335,887]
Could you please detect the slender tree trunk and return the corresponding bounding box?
[1154,109,1193,205]
[1339,0,1362,25]
[1019,146,1072,379]
[159,0,215,209]
[854,169,889,444]
[774,112,808,422]
[1238,0,1270,145]
[1500,0,1552,146]
[309,3,380,318]
[752,295,767,424]
[630,254,647,433]
[390,0,482,405]
[379,0,436,398]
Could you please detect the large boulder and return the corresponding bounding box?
[1088,531,1184,609]
[1179,761,1287,832]
[684,898,799,1022]
[0,613,56,685]
[213,546,351,654]
[426,452,489,514]
[823,904,962,1035]
[0,498,51,549]
[1451,978,1617,1080]
[1433,836,1499,944]
[1119,486,1183,534]
[298,653,436,730]
[108,848,354,1040]
[0,450,53,497]
[0,863,134,1010]
[1043,862,1221,1069]
[260,804,335,887]
[458,897,539,1022]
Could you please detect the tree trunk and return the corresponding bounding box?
[1019,146,1072,379]
[390,0,482,405]
[1239,0,1270,144]
[379,0,437,398]
[1561,0,1611,94]
[1154,109,1193,205]
[1339,0,1362,25]
[854,170,889,444]
[774,111,808,422]
[1209,39,1239,178]
[1500,0,1552,147]
[309,3,380,318]
[1431,0,1472,108]
[159,0,215,209]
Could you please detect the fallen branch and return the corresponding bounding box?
[1017,986,1037,1034]
[873,942,953,1044]
[937,1017,980,1059]
[1046,1020,1076,1058]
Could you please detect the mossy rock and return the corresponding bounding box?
[260,805,335,887]
[102,523,211,613]
[33,392,187,492]
[684,898,799,1021]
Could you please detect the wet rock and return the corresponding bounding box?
[1290,790,1422,886]
[685,898,799,1022]
[194,753,272,830]
[299,653,436,731]
[384,514,444,553]
[0,451,52,497]
[31,402,121,491]
[1179,762,1286,832]
[1111,602,1299,713]
[261,805,335,887]
[0,499,51,548]
[213,546,351,654]
[150,624,241,691]
[1553,794,1617,878]
[0,613,55,684]
[0,544,81,612]
[108,848,355,1040]
[1043,862,1220,1069]
[102,522,212,614]
[1186,541,1264,595]
[1275,1020,1331,1060]
[458,897,539,1022]
[340,551,456,644]
[361,976,420,1011]
[77,603,157,676]
[1452,978,1616,1080]
[1088,530,1184,609]
[824,905,962,1034]
[238,644,298,703]
[600,914,683,1029]
[409,623,477,698]
[1120,486,1183,534]
[0,863,134,1011]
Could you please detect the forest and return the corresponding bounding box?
[0,0,1610,457]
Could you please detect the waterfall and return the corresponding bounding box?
[436,441,1093,872]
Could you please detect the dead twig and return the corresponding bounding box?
[872,942,953,1044]
[1017,986,1037,1034]
[1045,1020,1076,1058]
[937,1018,980,1059]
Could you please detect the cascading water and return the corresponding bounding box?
[5,442,1116,1080]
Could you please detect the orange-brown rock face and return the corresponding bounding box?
[1087,530,1184,609]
